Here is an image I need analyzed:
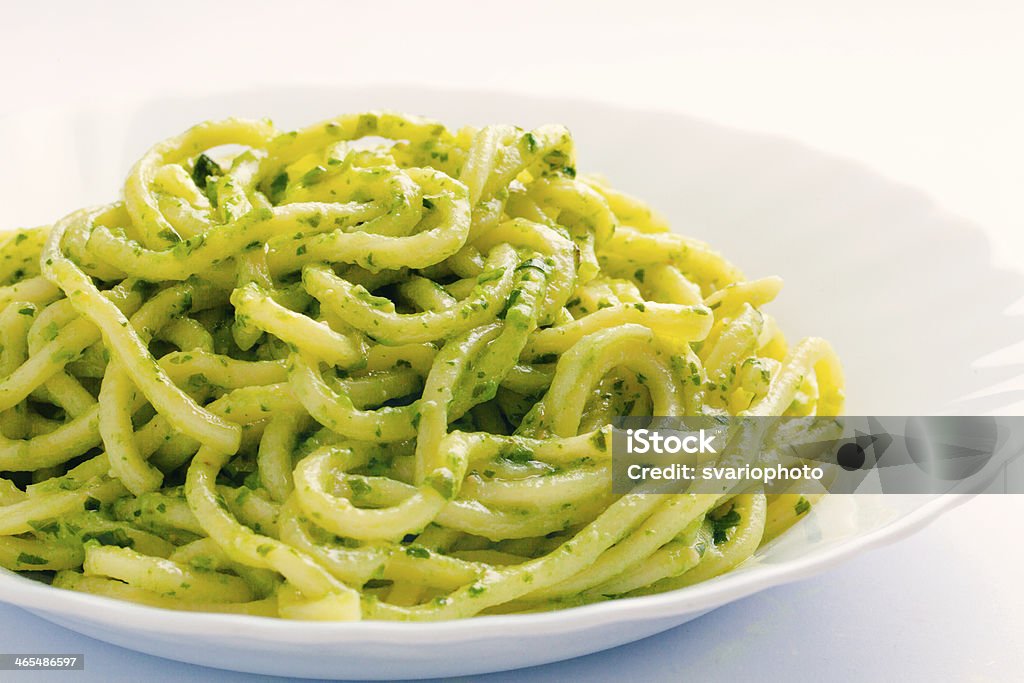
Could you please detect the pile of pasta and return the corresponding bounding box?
[0,113,843,620]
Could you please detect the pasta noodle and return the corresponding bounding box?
[0,112,843,620]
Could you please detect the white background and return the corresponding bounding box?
[2,1,1023,681]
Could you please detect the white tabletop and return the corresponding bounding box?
[2,1,1023,680]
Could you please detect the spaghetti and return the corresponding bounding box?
[0,112,843,620]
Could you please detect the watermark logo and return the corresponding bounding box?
[611,416,1021,494]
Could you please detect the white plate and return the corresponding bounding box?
[1,86,1021,680]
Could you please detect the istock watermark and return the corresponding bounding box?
[611,416,1024,495]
